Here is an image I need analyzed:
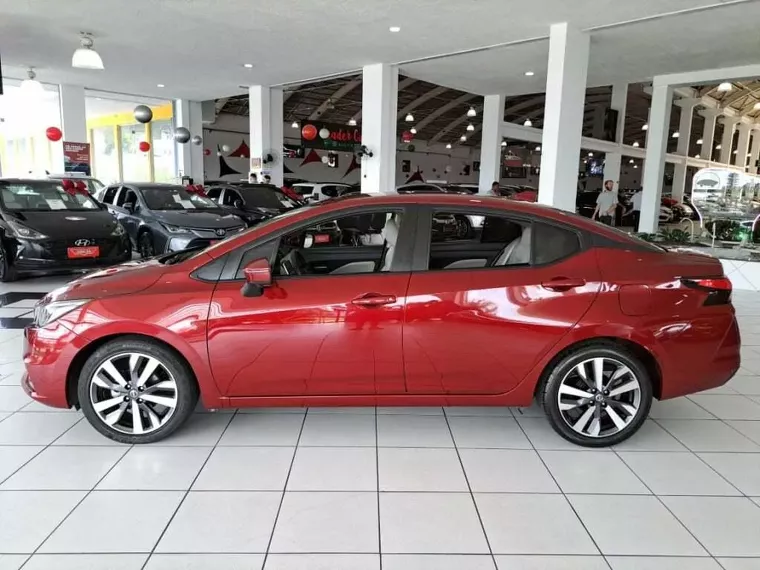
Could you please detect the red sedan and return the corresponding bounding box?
[23,194,740,447]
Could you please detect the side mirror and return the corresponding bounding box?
[233,199,244,209]
[241,258,272,297]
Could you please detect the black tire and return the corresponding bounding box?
[138,231,155,259]
[0,241,17,283]
[454,215,473,239]
[78,337,198,444]
[539,343,653,448]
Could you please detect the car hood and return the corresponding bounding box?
[9,210,120,238]
[151,209,243,229]
[45,258,166,303]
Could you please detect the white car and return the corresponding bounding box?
[291,182,355,203]
[659,206,674,223]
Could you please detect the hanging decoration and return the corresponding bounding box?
[319,128,330,140]
[203,148,211,156]
[138,141,151,153]
[191,135,203,146]
[342,154,360,179]
[228,140,250,158]
[46,126,63,142]
[300,148,322,167]
[218,147,242,177]
[406,170,425,183]
[133,105,153,124]
[173,127,191,144]
[401,130,414,143]
[221,144,231,153]
[301,124,318,141]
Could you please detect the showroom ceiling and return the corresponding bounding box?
[0,0,756,102]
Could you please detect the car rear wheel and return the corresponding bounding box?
[78,337,198,444]
[540,344,653,447]
[138,231,155,258]
[0,242,17,283]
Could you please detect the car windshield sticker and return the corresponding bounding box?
[179,200,195,208]
[172,194,182,203]
[280,199,294,208]
[46,199,67,210]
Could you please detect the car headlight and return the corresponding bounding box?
[110,223,126,236]
[7,219,48,240]
[33,299,90,328]
[162,223,190,234]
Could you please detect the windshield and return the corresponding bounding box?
[141,185,220,210]
[0,181,101,211]
[238,185,299,209]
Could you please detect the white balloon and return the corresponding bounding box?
[221,144,231,152]
[321,155,329,164]
[319,128,330,139]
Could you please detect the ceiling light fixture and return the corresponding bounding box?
[535,145,541,151]
[460,135,467,142]
[348,118,357,126]
[672,132,680,138]
[716,144,722,149]
[243,63,253,69]
[754,102,760,110]
[501,141,507,147]
[389,26,401,33]
[632,141,640,147]
[20,67,44,96]
[157,84,165,88]
[523,118,532,127]
[695,154,701,159]
[405,113,414,122]
[629,159,634,164]
[291,121,299,129]
[466,123,474,132]
[696,138,703,145]
[410,127,417,134]
[446,143,452,149]
[524,71,535,76]
[718,82,733,92]
[733,149,738,154]
[72,32,104,70]
[642,124,649,131]
[467,107,477,117]
[633,164,638,169]
[588,152,594,157]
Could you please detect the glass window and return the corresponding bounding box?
[532,223,581,265]
[121,124,150,182]
[151,120,176,183]
[237,185,299,209]
[293,185,314,196]
[222,188,243,207]
[101,186,120,204]
[91,126,120,184]
[141,185,219,210]
[206,187,222,201]
[0,181,101,211]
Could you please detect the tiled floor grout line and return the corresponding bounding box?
[652,415,760,454]
[258,408,310,570]
[139,409,238,570]
[18,438,134,567]
[511,414,613,570]
[441,408,499,570]
[374,405,383,570]
[684,394,760,443]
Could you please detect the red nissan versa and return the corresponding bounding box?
[22,194,740,447]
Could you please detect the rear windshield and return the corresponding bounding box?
[238,185,299,209]
[141,185,219,211]
[0,181,101,211]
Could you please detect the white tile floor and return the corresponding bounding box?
[0,278,759,569]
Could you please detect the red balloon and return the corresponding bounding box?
[46,127,62,142]
[401,130,414,143]
[138,141,151,153]
[203,148,211,156]
[301,124,317,141]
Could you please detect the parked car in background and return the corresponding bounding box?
[205,183,301,227]
[0,179,130,282]
[291,182,355,203]
[576,190,631,226]
[24,194,740,448]
[396,183,479,237]
[48,173,105,196]
[95,183,245,258]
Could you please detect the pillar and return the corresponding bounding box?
[478,94,505,194]
[174,99,204,184]
[248,86,284,187]
[639,84,674,233]
[538,23,590,211]
[58,85,87,143]
[749,129,760,175]
[735,123,751,171]
[671,98,699,202]
[699,109,720,161]
[361,64,398,194]
[719,116,740,164]
[602,82,627,189]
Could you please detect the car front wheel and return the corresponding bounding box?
[78,337,198,444]
[540,344,653,447]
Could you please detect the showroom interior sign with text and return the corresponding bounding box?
[300,121,361,151]
[63,141,92,176]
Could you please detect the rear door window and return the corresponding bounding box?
[101,185,120,205]
[531,223,581,265]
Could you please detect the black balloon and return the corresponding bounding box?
[174,127,191,144]
[191,135,203,146]
[134,105,153,124]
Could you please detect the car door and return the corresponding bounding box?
[112,186,143,240]
[207,205,416,398]
[403,206,601,395]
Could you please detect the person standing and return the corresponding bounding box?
[630,188,643,230]
[593,180,617,226]
[490,181,501,196]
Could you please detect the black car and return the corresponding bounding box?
[96,183,246,258]
[0,179,131,282]
[205,183,301,226]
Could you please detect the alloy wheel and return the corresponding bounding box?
[557,356,642,438]
[139,234,154,258]
[89,352,178,435]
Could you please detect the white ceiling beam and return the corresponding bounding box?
[307,77,362,120]
[653,63,760,89]
[349,76,417,124]
[504,95,545,119]
[214,97,229,115]
[397,85,448,119]
[413,93,478,132]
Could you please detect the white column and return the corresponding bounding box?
[671,98,698,202]
[699,109,720,161]
[58,84,87,143]
[735,123,751,171]
[248,86,284,187]
[719,116,739,164]
[602,82,627,187]
[538,23,590,212]
[639,84,674,233]
[749,129,760,175]
[361,64,398,194]
[174,99,204,184]
[478,94,505,194]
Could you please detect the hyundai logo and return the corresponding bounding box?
[74,239,94,247]
[215,228,226,237]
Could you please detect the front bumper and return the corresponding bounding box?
[10,235,131,273]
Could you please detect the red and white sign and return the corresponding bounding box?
[67,246,99,259]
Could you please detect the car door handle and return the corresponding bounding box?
[542,277,586,291]
[351,293,397,307]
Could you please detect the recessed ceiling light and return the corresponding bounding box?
[467,107,477,117]
[348,118,357,126]
[641,124,649,131]
[291,121,299,129]
[632,141,640,147]
[446,143,452,149]
[389,26,401,33]
[671,132,680,138]
[157,84,165,88]
[405,113,414,122]
[523,118,532,127]
[524,71,535,76]
[718,82,733,92]
[466,123,475,132]
[243,63,253,68]
[696,138,703,145]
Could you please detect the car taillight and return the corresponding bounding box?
[681,277,732,305]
